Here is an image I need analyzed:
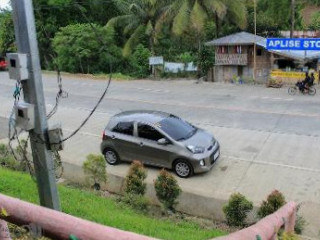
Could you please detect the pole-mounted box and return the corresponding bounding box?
[6,53,29,81]
[15,102,35,130]
[48,123,64,151]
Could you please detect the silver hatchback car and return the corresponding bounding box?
[100,110,220,178]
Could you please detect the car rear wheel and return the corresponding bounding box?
[174,160,193,178]
[103,148,120,165]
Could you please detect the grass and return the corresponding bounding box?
[0,167,226,240]
[42,70,134,80]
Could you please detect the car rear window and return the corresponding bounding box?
[158,116,196,141]
[112,122,133,135]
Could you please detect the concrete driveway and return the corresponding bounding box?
[0,72,320,238]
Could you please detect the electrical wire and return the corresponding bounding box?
[51,3,113,144]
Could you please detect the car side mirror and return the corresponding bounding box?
[158,138,169,145]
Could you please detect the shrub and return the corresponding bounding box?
[280,232,301,240]
[128,44,151,78]
[223,193,253,227]
[122,193,150,213]
[124,160,147,195]
[154,169,181,210]
[294,215,306,234]
[83,154,107,190]
[258,190,286,218]
[0,143,27,171]
[53,23,122,74]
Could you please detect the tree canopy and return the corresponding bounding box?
[0,0,318,77]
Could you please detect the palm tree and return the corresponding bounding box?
[162,0,247,38]
[106,0,170,57]
[159,0,247,77]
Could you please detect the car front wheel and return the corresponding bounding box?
[174,160,193,178]
[103,148,120,165]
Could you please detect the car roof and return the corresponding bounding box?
[112,110,171,125]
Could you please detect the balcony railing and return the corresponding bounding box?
[0,193,297,240]
[215,53,248,66]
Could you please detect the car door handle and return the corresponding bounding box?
[111,135,116,139]
[139,142,144,147]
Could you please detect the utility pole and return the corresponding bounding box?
[11,0,61,210]
[253,0,257,83]
[290,0,295,38]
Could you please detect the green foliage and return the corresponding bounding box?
[280,232,301,240]
[52,23,122,73]
[82,154,107,187]
[258,190,286,218]
[128,44,151,78]
[154,169,181,210]
[197,45,215,77]
[294,215,306,234]
[122,193,150,212]
[107,0,169,57]
[223,193,253,227]
[0,144,20,170]
[309,12,320,30]
[124,160,147,195]
[257,0,303,31]
[0,167,226,240]
[167,0,247,38]
[179,52,194,71]
[0,10,16,55]
[0,143,31,172]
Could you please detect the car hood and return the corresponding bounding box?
[182,129,215,149]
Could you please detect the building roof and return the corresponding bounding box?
[206,31,265,46]
[206,31,320,61]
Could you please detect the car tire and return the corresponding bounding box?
[174,159,193,178]
[103,148,120,165]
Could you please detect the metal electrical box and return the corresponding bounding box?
[48,123,64,151]
[15,102,35,130]
[6,53,29,81]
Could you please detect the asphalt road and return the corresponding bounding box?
[1,72,320,238]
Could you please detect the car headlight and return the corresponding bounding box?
[187,145,205,154]
[200,160,205,166]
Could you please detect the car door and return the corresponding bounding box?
[135,123,173,168]
[111,121,137,161]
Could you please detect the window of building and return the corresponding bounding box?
[257,49,262,56]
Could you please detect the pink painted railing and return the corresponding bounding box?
[214,201,297,240]
[0,193,157,240]
[0,193,297,240]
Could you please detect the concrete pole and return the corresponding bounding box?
[290,0,295,38]
[253,0,257,83]
[11,0,60,210]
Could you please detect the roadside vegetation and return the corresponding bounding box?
[0,167,226,240]
[1,0,320,79]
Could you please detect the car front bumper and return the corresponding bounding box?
[192,142,220,174]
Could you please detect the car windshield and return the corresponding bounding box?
[158,115,196,141]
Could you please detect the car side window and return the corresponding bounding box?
[112,122,134,135]
[138,123,163,141]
